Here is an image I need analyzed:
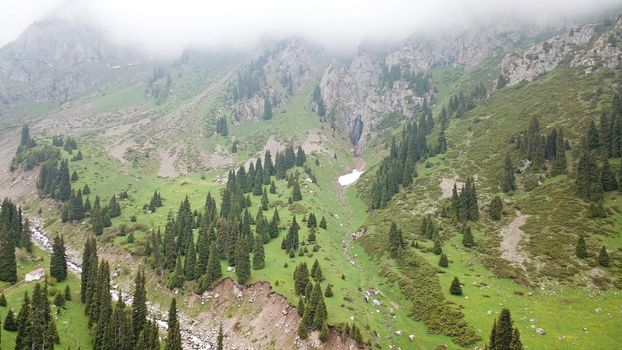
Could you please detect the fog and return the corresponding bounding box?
[2,0,622,56]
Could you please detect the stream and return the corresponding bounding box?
[29,220,212,349]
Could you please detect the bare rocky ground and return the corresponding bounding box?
[439,177,464,199]
[500,212,529,268]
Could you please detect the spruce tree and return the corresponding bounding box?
[495,308,514,350]
[439,253,449,268]
[132,268,148,342]
[462,225,474,247]
[252,240,265,270]
[165,298,182,350]
[0,293,6,307]
[388,222,404,258]
[50,235,68,282]
[600,159,618,191]
[449,277,462,295]
[576,235,587,259]
[319,216,327,230]
[0,228,17,283]
[489,196,503,221]
[4,308,17,331]
[235,235,251,284]
[433,239,442,255]
[598,246,610,267]
[510,327,523,350]
[291,181,302,201]
[501,155,516,192]
[81,236,98,303]
[217,323,224,350]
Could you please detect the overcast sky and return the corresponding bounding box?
[2,0,622,56]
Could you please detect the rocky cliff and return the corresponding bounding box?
[500,17,622,85]
[229,38,324,124]
[318,19,543,150]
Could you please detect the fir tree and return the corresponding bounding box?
[494,308,514,350]
[263,96,273,120]
[0,227,17,283]
[319,216,327,230]
[4,308,17,331]
[132,268,148,342]
[576,151,603,202]
[462,225,474,248]
[433,239,442,255]
[439,253,449,268]
[81,236,98,303]
[600,159,618,191]
[501,155,516,192]
[252,239,265,270]
[165,298,182,350]
[450,277,462,295]
[217,323,224,350]
[21,218,33,252]
[50,235,67,282]
[576,235,587,259]
[0,293,6,307]
[598,246,610,267]
[510,328,523,350]
[235,235,251,284]
[291,181,302,202]
[489,196,503,221]
[388,222,404,258]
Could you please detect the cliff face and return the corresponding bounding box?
[500,17,622,86]
[318,20,542,150]
[0,19,144,113]
[229,38,324,124]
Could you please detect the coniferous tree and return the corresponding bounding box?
[552,129,567,175]
[433,239,442,255]
[291,181,302,202]
[576,151,603,202]
[81,236,98,303]
[0,227,17,283]
[489,196,503,221]
[576,235,587,259]
[184,239,197,280]
[64,285,71,301]
[4,308,17,331]
[600,159,618,191]
[319,216,327,230]
[50,235,67,281]
[235,235,251,284]
[252,239,265,270]
[165,298,182,350]
[449,277,462,295]
[462,225,474,247]
[494,308,514,350]
[310,259,324,282]
[509,328,523,350]
[501,155,516,192]
[598,246,610,267]
[388,222,404,258]
[0,293,6,307]
[439,253,449,268]
[132,268,148,342]
[293,262,309,295]
[263,96,273,120]
[217,323,224,350]
[21,218,33,253]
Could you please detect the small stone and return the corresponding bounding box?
[536,328,545,335]
[409,335,415,342]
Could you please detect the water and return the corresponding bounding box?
[338,169,363,186]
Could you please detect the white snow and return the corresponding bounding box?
[338,169,363,186]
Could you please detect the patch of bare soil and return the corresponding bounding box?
[192,278,368,350]
[440,177,463,199]
[500,212,529,268]
[0,128,39,201]
[302,129,329,154]
[158,148,181,178]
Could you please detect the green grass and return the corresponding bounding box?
[0,247,91,349]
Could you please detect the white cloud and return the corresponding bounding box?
[2,0,621,56]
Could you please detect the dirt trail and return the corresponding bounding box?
[500,212,529,267]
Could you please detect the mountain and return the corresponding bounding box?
[0,11,621,350]
[0,19,145,114]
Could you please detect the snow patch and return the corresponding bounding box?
[338,169,363,186]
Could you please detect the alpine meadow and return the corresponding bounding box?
[0,0,622,349]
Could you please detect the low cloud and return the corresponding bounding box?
[2,0,622,57]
